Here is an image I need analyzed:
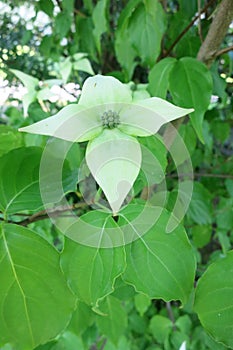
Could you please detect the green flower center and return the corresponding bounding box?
[101,110,120,129]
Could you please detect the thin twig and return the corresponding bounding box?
[74,8,87,17]
[163,0,216,58]
[0,202,88,226]
[215,45,233,57]
[166,302,177,330]
[167,172,233,179]
[198,0,204,42]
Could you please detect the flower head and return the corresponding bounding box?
[19,75,194,213]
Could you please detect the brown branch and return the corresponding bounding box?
[167,172,233,179]
[197,0,233,66]
[74,8,87,17]
[163,0,216,58]
[0,203,88,227]
[215,45,233,57]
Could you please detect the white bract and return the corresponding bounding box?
[19,75,194,214]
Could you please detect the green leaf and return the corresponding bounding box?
[216,198,233,231]
[60,211,126,307]
[187,182,212,225]
[139,135,167,184]
[0,223,75,349]
[55,11,72,38]
[148,58,176,98]
[11,69,39,91]
[134,293,151,316]
[0,125,23,157]
[175,315,192,334]
[211,120,230,142]
[192,225,212,248]
[225,179,233,197]
[76,17,98,61]
[59,57,72,83]
[50,331,84,350]
[0,146,75,215]
[168,123,197,166]
[38,0,54,17]
[122,206,196,305]
[149,315,172,343]
[128,0,166,67]
[169,57,213,142]
[114,0,140,80]
[0,147,43,215]
[194,251,233,348]
[92,0,109,54]
[211,63,227,103]
[73,54,94,75]
[62,0,74,13]
[68,302,95,335]
[86,129,141,214]
[10,70,39,116]
[96,295,128,345]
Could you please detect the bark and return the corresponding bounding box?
[197,0,233,66]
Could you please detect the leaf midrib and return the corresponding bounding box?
[2,224,35,347]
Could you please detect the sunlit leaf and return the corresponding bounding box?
[194,251,233,348]
[0,223,75,349]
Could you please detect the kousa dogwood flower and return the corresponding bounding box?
[19,75,194,214]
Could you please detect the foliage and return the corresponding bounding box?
[0,0,233,349]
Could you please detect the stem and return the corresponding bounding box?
[166,302,177,330]
[197,0,233,66]
[215,45,233,57]
[163,0,216,58]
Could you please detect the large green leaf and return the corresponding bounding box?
[60,211,126,308]
[148,58,176,98]
[114,0,141,79]
[92,0,109,53]
[0,223,75,349]
[194,251,233,348]
[122,206,196,304]
[128,0,166,67]
[169,57,213,141]
[0,147,43,215]
[0,125,23,157]
[0,146,76,215]
[96,295,128,345]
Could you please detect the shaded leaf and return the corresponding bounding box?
[92,0,109,53]
[169,57,213,141]
[97,295,128,345]
[187,182,212,225]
